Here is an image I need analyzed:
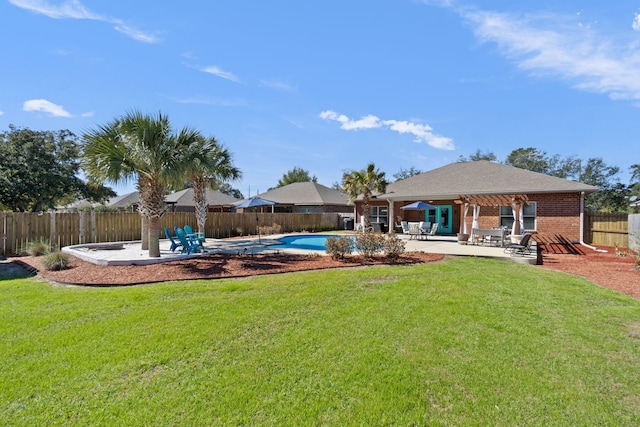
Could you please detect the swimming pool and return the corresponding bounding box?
[270,234,346,251]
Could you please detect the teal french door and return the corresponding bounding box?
[426,205,452,234]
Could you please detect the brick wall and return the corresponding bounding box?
[460,193,583,241]
[358,192,584,241]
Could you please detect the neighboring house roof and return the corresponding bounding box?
[257,182,351,206]
[381,160,599,200]
[107,191,140,208]
[164,188,240,207]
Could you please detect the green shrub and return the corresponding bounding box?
[42,251,71,271]
[325,236,353,259]
[383,233,406,259]
[354,231,386,258]
[25,240,51,257]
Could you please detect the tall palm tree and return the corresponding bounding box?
[183,136,241,235]
[82,111,201,257]
[342,163,387,228]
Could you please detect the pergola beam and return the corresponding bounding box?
[456,194,529,206]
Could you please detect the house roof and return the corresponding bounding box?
[257,182,351,206]
[164,188,240,207]
[381,160,599,200]
[107,191,140,208]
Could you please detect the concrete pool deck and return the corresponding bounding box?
[62,233,537,266]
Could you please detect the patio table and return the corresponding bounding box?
[471,228,506,247]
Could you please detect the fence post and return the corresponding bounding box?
[1,212,6,257]
[79,211,87,244]
[629,214,640,253]
[91,211,97,243]
[49,210,56,248]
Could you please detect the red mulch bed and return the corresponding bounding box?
[539,244,640,299]
[12,244,640,299]
[14,252,446,287]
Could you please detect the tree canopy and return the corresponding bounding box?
[0,125,115,212]
[276,167,317,188]
[457,149,498,163]
[393,167,422,182]
[83,111,202,257]
[342,163,387,227]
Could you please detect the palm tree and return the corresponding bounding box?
[342,163,387,228]
[82,111,201,257]
[183,136,241,235]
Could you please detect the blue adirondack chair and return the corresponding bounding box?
[184,224,205,247]
[164,227,183,252]
[174,227,202,254]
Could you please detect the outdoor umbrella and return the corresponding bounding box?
[233,197,277,243]
[400,201,436,211]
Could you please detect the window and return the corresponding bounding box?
[500,202,536,230]
[370,206,388,224]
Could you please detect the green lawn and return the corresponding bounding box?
[2,257,640,425]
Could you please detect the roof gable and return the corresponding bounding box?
[257,182,350,206]
[164,188,240,206]
[383,160,598,200]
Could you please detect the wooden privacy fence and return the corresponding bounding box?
[1,211,341,255]
[584,211,628,248]
[629,214,640,253]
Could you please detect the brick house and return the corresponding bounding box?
[354,160,598,243]
[254,182,353,214]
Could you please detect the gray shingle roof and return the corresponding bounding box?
[382,160,598,200]
[107,191,140,208]
[164,188,240,206]
[257,182,351,206]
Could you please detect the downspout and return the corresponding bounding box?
[579,191,608,252]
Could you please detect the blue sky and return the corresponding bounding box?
[2,0,640,197]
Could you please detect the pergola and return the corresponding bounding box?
[456,194,529,235]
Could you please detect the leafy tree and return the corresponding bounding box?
[212,182,244,200]
[393,167,422,182]
[457,149,498,162]
[341,163,387,228]
[0,125,114,211]
[183,136,241,234]
[505,147,550,173]
[629,164,640,205]
[83,111,201,257]
[579,157,628,212]
[505,148,582,180]
[276,167,317,188]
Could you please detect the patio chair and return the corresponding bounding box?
[400,221,410,234]
[164,227,183,252]
[184,224,205,248]
[408,222,422,240]
[174,227,203,254]
[420,222,438,240]
[504,232,533,256]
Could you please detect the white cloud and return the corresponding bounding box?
[319,110,454,150]
[0,111,4,116]
[440,4,640,101]
[259,79,297,93]
[633,13,640,31]
[23,99,72,117]
[200,66,240,83]
[9,0,158,43]
[80,111,94,117]
[383,120,454,150]
[319,110,382,130]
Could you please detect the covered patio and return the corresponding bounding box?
[456,193,529,246]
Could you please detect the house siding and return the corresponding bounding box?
[460,192,582,241]
[358,192,584,241]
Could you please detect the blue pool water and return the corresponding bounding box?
[270,234,345,251]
